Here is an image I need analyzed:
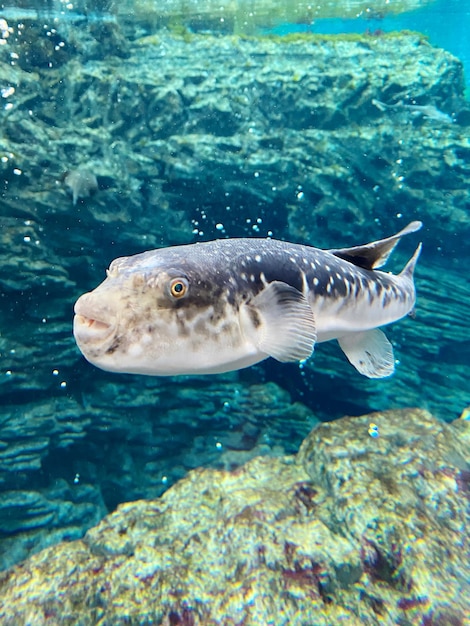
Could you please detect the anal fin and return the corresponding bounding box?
[338,329,395,378]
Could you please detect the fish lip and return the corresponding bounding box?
[73,313,116,345]
[73,295,117,346]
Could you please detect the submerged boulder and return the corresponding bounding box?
[0,407,468,625]
[0,24,469,579]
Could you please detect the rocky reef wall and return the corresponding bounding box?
[0,20,469,569]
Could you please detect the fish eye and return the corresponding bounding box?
[169,277,188,298]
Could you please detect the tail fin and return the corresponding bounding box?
[400,242,422,279]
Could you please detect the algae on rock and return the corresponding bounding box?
[0,408,468,625]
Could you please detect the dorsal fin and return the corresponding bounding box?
[330,221,422,270]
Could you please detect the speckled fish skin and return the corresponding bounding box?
[73,222,422,378]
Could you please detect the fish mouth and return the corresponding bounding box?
[73,313,113,340]
[73,294,116,347]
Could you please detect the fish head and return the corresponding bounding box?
[73,248,254,375]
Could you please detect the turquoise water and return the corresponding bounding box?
[270,0,470,92]
[0,2,469,619]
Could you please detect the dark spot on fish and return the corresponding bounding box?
[106,338,121,355]
[175,315,190,337]
[194,318,209,335]
[382,289,392,307]
[249,307,261,328]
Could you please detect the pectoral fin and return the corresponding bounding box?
[241,281,316,363]
[338,329,395,378]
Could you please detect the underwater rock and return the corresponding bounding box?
[7,21,73,71]
[0,408,468,625]
[87,20,131,60]
[0,479,105,571]
[0,396,91,486]
[0,26,469,574]
[0,380,314,569]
